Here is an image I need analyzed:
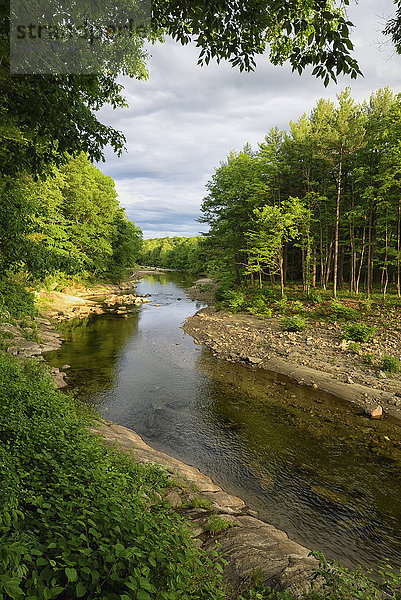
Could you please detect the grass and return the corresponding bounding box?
[203,514,235,535]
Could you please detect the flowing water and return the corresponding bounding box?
[45,272,401,571]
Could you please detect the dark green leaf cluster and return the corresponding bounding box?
[0,280,37,319]
[280,315,307,331]
[0,354,227,600]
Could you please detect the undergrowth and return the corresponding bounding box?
[0,354,227,600]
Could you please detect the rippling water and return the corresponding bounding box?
[45,272,401,571]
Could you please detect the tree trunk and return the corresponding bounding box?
[397,198,401,297]
[333,147,343,298]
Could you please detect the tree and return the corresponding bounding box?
[316,89,365,297]
[1,0,364,180]
[199,147,267,285]
[246,199,307,295]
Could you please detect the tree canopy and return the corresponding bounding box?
[200,88,401,299]
[0,0,363,179]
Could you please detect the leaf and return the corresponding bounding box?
[76,582,86,597]
[137,591,152,600]
[65,567,78,582]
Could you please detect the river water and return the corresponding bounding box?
[45,272,401,571]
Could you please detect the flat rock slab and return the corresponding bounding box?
[92,420,317,597]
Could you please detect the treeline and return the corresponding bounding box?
[0,153,142,282]
[200,88,401,298]
[140,236,205,273]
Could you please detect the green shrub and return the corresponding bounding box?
[0,355,227,600]
[246,296,270,316]
[290,300,304,314]
[362,353,375,366]
[308,290,323,304]
[204,514,234,534]
[274,296,288,312]
[226,290,248,312]
[348,342,361,354]
[309,552,401,600]
[330,301,358,321]
[0,279,37,319]
[280,315,307,332]
[343,323,376,343]
[381,355,401,374]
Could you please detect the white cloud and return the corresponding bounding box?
[97,0,401,238]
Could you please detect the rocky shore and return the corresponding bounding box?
[184,306,401,421]
[0,280,151,387]
[93,419,318,598]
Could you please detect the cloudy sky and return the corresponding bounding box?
[97,0,401,238]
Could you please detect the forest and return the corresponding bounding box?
[199,88,401,299]
[0,153,142,289]
[140,236,204,273]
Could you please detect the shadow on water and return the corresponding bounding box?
[45,271,401,571]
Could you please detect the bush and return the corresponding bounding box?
[309,552,401,600]
[246,296,270,316]
[0,279,37,319]
[0,355,227,600]
[343,323,376,343]
[329,301,357,321]
[290,300,304,314]
[204,515,234,535]
[225,290,248,312]
[348,342,361,354]
[280,315,307,332]
[381,355,401,374]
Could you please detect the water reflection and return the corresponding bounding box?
[45,272,401,571]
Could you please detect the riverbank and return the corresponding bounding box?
[184,306,401,421]
[94,419,317,598]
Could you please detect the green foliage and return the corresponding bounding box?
[289,300,304,314]
[140,236,205,274]
[225,290,248,313]
[0,279,37,319]
[343,323,376,342]
[381,355,401,374]
[184,496,213,510]
[362,353,376,366]
[329,302,358,321]
[203,515,234,535]
[0,155,142,280]
[280,315,307,332]
[246,296,271,316]
[0,354,227,600]
[309,552,401,600]
[348,342,361,354]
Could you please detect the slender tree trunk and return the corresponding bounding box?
[338,245,345,289]
[333,147,343,298]
[356,226,366,296]
[397,198,401,297]
[279,254,284,297]
[312,248,317,288]
[283,242,288,286]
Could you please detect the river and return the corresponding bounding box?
[45,272,401,572]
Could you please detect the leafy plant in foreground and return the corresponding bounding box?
[0,354,227,600]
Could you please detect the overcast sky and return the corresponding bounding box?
[97,0,401,238]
